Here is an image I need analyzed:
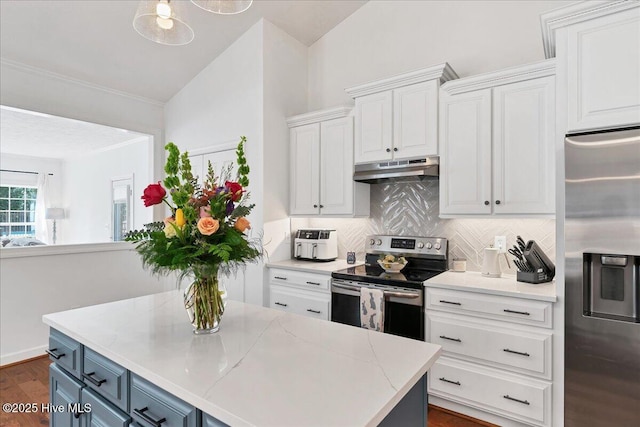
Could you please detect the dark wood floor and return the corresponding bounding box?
[0,356,492,427]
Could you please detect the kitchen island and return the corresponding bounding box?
[43,290,441,426]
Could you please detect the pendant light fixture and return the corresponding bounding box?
[190,0,253,15]
[133,0,195,46]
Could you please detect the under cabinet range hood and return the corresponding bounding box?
[353,157,439,184]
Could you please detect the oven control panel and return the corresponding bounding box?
[366,235,447,258]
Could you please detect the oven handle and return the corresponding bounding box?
[331,282,420,299]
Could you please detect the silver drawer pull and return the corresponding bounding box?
[503,309,530,316]
[439,335,462,343]
[307,309,321,314]
[439,377,461,386]
[503,348,530,357]
[274,276,288,280]
[46,348,66,360]
[439,300,461,306]
[82,372,107,387]
[503,395,530,405]
[306,281,321,286]
[275,302,288,307]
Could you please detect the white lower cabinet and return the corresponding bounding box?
[269,268,331,321]
[425,288,554,427]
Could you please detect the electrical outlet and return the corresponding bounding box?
[494,236,507,253]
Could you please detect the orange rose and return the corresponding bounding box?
[234,217,251,233]
[197,217,219,235]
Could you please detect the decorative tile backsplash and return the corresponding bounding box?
[291,180,555,274]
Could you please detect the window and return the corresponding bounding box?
[0,186,37,237]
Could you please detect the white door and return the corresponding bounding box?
[493,77,556,214]
[439,89,492,215]
[354,91,393,164]
[566,8,640,131]
[290,124,320,215]
[393,80,439,158]
[188,155,205,186]
[319,117,354,215]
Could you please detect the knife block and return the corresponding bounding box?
[517,270,553,284]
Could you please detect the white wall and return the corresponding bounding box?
[61,138,153,244]
[307,0,573,110]
[0,245,175,365]
[165,19,307,306]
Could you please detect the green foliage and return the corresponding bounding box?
[127,137,262,279]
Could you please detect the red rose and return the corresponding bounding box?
[225,181,243,202]
[141,182,166,207]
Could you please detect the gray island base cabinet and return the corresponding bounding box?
[44,292,441,427]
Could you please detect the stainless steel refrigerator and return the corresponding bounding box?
[564,127,640,426]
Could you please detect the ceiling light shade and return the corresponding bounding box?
[133,0,195,46]
[190,0,253,15]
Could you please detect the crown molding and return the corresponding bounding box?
[0,58,165,107]
[540,0,639,58]
[345,63,459,98]
[286,105,354,128]
[441,59,556,95]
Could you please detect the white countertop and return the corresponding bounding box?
[43,291,441,427]
[425,271,557,302]
[266,258,362,274]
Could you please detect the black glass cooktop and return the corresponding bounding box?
[331,264,444,289]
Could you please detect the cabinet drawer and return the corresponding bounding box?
[83,347,129,412]
[426,288,553,328]
[428,357,551,427]
[81,388,131,427]
[49,329,82,377]
[270,286,330,320]
[427,312,552,379]
[269,268,330,291]
[131,374,198,427]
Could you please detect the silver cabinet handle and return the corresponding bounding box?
[439,299,462,306]
[306,281,321,286]
[274,276,288,280]
[307,309,321,314]
[503,395,530,405]
[385,291,419,299]
[275,302,288,307]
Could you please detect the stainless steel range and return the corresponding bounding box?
[330,235,448,340]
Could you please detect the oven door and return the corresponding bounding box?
[330,280,424,340]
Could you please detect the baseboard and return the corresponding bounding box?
[0,345,48,367]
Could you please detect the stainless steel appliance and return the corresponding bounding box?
[564,126,640,426]
[330,235,448,340]
[353,157,439,183]
[294,229,338,261]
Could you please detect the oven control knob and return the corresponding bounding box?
[369,239,375,246]
[376,239,382,246]
[434,243,441,250]
[417,242,424,249]
[425,242,433,249]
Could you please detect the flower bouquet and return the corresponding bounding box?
[126,137,261,333]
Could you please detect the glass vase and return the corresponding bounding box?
[183,267,227,334]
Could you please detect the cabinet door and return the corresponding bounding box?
[320,117,354,215]
[439,89,492,215]
[354,91,393,163]
[290,124,320,215]
[50,364,83,427]
[493,77,555,214]
[80,388,131,427]
[566,7,640,131]
[202,149,237,182]
[393,80,439,158]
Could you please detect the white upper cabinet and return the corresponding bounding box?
[287,107,370,217]
[541,1,640,132]
[346,64,458,164]
[439,60,556,217]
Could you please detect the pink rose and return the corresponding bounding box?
[199,206,212,218]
